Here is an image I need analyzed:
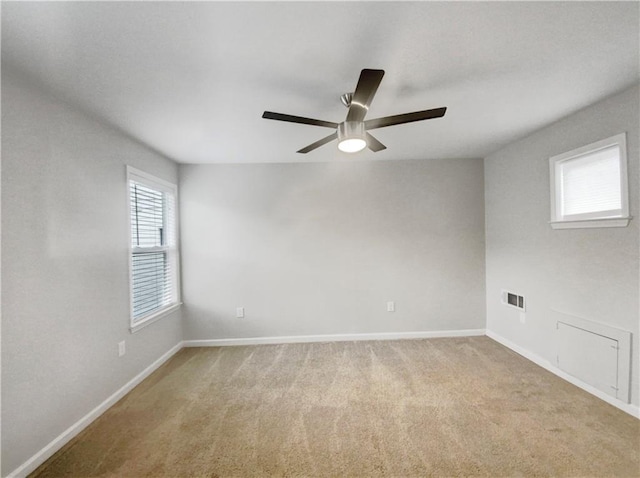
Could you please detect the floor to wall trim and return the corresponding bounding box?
[183,329,487,347]
[486,329,639,419]
[6,341,184,478]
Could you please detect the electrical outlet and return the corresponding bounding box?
[236,307,245,318]
[118,341,126,357]
[387,301,395,312]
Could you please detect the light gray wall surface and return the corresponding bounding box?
[484,85,640,407]
[180,159,486,340]
[1,71,183,475]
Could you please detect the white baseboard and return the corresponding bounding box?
[7,341,184,478]
[183,328,486,347]
[486,330,639,419]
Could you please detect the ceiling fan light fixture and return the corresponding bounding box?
[338,138,367,153]
[337,121,367,153]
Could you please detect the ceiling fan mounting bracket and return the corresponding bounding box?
[340,93,353,108]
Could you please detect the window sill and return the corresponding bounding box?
[550,216,631,229]
[130,303,182,334]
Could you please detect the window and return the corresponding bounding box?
[549,133,630,229]
[127,167,180,332]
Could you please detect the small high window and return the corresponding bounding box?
[127,167,180,332]
[549,133,630,229]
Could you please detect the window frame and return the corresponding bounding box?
[549,133,630,229]
[126,166,181,333]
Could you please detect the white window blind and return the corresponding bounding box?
[549,133,629,229]
[128,168,179,328]
[560,145,621,217]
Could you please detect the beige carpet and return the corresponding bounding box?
[32,337,639,477]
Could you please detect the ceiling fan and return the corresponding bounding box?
[262,69,447,154]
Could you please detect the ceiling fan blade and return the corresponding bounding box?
[297,132,338,154]
[262,111,338,129]
[365,107,447,130]
[346,69,385,122]
[366,133,386,152]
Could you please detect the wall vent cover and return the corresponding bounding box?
[501,290,526,311]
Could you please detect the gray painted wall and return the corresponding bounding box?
[180,159,486,340]
[484,85,639,407]
[1,71,183,475]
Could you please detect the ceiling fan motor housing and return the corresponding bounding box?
[337,121,367,152]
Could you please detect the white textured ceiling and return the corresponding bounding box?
[2,1,639,164]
